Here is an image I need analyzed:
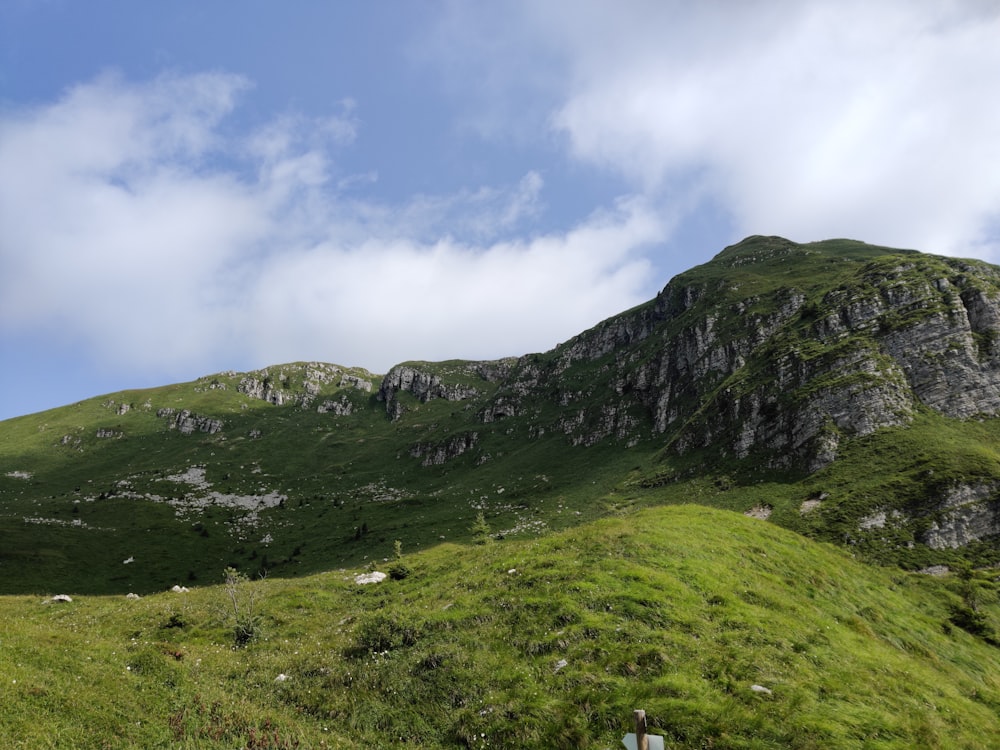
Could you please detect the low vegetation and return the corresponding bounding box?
[4,506,1000,748]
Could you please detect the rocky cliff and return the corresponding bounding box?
[463,237,1000,474]
[237,236,1000,557]
[377,362,508,421]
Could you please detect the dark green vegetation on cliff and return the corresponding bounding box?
[5,236,1000,747]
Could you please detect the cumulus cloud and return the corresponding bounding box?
[441,0,1000,258]
[240,194,660,368]
[559,1,1000,256]
[0,72,663,378]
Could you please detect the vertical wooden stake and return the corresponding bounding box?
[634,709,648,750]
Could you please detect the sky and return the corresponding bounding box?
[2,1,1000,421]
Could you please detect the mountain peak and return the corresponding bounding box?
[710,235,919,270]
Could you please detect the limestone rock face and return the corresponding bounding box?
[317,396,353,416]
[235,363,372,409]
[377,365,482,420]
[475,237,1000,471]
[923,483,1000,549]
[238,374,287,406]
[157,408,223,435]
[339,373,372,392]
[409,432,479,466]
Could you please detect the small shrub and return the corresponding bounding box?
[947,564,999,644]
[163,612,188,629]
[233,612,264,648]
[350,613,420,656]
[388,539,410,578]
[224,567,263,647]
[470,511,492,545]
[388,563,411,580]
[950,604,991,638]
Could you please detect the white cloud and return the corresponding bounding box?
[442,0,1000,258]
[363,170,546,244]
[240,194,661,370]
[0,73,267,365]
[0,72,664,378]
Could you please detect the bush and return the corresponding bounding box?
[224,567,263,647]
[950,604,991,638]
[388,563,411,580]
[350,613,420,656]
[470,511,492,545]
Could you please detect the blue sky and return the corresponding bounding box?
[2,1,1000,420]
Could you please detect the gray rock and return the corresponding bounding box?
[377,365,481,420]
[238,373,287,405]
[410,432,479,466]
[339,373,372,392]
[318,396,354,416]
[160,409,223,435]
[474,245,1000,474]
[923,483,1000,549]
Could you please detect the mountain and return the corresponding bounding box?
[4,235,1000,595]
[7,235,1000,748]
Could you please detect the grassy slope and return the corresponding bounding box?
[5,370,1000,594]
[3,505,1000,749]
[628,408,1000,571]
[0,359,667,595]
[6,238,1000,746]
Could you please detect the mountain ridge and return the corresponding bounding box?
[5,236,1000,594]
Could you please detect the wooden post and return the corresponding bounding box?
[634,709,648,750]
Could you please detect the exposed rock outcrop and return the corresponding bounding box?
[318,396,354,416]
[238,373,288,406]
[103,400,131,415]
[923,483,1000,549]
[377,365,481,420]
[474,237,1000,472]
[157,408,223,435]
[235,363,372,408]
[339,373,373,392]
[409,432,480,466]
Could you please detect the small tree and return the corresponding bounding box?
[224,567,263,647]
[471,511,492,545]
[389,539,410,580]
[946,563,1000,644]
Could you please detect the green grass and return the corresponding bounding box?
[4,505,1000,748]
[0,359,669,594]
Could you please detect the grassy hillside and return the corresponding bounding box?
[3,505,1000,749]
[4,357,1000,595]
[0,360,655,594]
